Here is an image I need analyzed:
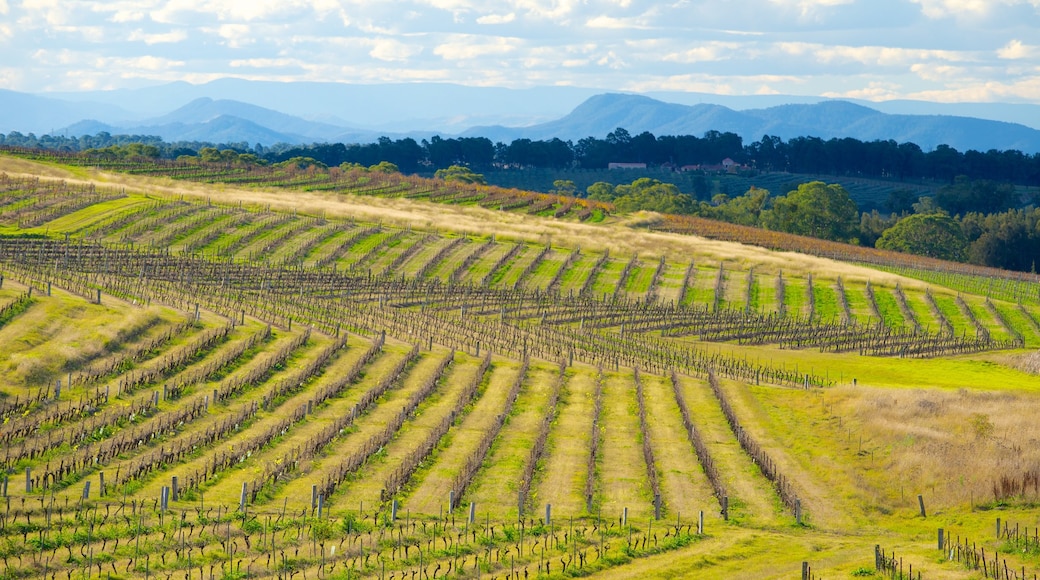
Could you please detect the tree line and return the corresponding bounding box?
[693,179,1040,273]
[5,127,1040,186]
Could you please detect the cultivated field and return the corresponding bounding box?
[0,154,1040,580]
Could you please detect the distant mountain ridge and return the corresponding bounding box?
[466,94,1040,152]
[4,82,1040,152]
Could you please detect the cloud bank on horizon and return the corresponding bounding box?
[3,0,1040,103]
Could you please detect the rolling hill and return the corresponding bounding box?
[0,151,1038,578]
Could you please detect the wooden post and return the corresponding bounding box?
[54,379,61,400]
[391,499,398,522]
[722,496,729,521]
[469,502,476,524]
[938,528,944,551]
[545,503,551,526]
[98,471,105,497]
[795,499,802,525]
[801,562,808,580]
[239,482,247,511]
[654,494,661,520]
[82,481,90,500]
[698,511,704,535]
[918,494,926,517]
[171,476,179,502]
[311,485,318,509]
[25,467,30,493]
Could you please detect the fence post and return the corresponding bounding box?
[545,503,552,526]
[654,494,661,521]
[698,510,704,535]
[918,494,926,517]
[938,528,944,551]
[997,517,1002,539]
[801,561,808,580]
[171,476,179,502]
[25,467,30,493]
[722,496,729,521]
[239,482,247,511]
[468,502,476,524]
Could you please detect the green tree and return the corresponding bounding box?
[550,179,577,196]
[875,213,968,261]
[434,165,486,185]
[761,181,859,242]
[706,186,770,226]
[585,182,616,202]
[369,161,400,173]
[611,178,694,214]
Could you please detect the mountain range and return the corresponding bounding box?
[4,81,1040,153]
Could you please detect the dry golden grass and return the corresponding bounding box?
[999,350,1040,375]
[833,385,1040,510]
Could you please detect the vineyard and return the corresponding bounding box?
[1,154,1040,579]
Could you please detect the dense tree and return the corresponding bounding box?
[611,178,695,214]
[702,187,770,226]
[761,182,859,242]
[435,165,486,185]
[934,176,1018,216]
[876,213,968,261]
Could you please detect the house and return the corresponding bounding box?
[608,162,647,169]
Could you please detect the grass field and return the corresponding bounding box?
[0,154,1038,579]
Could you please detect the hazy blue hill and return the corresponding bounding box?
[131,115,306,145]
[48,80,600,133]
[0,90,131,135]
[142,98,350,140]
[475,94,1040,152]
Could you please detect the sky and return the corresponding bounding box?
[3,0,1040,103]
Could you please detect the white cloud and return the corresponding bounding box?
[476,13,515,24]
[20,0,67,26]
[778,42,967,67]
[768,0,855,19]
[586,14,654,29]
[96,55,185,71]
[434,35,520,60]
[0,0,8,15]
[660,42,742,64]
[998,39,1037,59]
[229,58,305,69]
[369,38,423,61]
[822,81,904,101]
[213,24,254,48]
[910,62,976,82]
[910,0,1040,19]
[128,29,188,44]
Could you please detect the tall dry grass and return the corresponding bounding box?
[834,386,1040,510]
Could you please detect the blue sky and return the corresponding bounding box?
[3,0,1040,103]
